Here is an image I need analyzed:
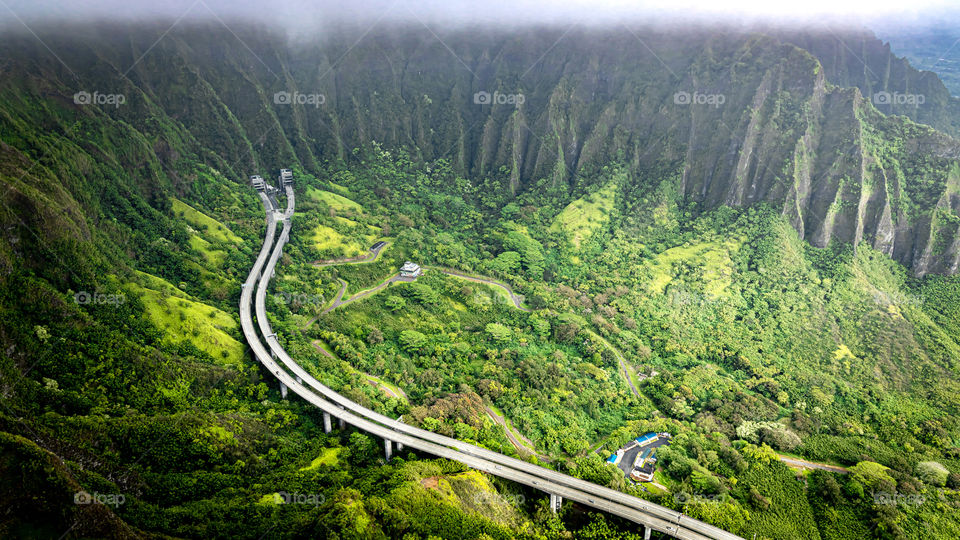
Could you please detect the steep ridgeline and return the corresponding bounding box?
[2,22,960,275]
[782,28,960,137]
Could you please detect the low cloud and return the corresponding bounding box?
[1,0,958,36]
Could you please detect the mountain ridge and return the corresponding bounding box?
[2,22,960,278]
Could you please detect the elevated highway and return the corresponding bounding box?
[239,179,742,540]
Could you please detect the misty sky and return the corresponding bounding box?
[1,0,958,33]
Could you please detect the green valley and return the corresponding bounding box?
[3,9,960,540]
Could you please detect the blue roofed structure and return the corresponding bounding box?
[636,448,654,467]
[606,454,618,463]
[635,432,659,446]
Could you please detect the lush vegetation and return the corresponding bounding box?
[3,20,960,540]
[268,144,960,539]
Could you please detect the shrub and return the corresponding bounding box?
[916,461,949,487]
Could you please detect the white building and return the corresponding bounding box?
[250,175,266,191]
[279,168,293,186]
[400,261,422,278]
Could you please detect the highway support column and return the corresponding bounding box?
[384,439,393,460]
[323,413,332,433]
[643,526,651,540]
[549,493,562,513]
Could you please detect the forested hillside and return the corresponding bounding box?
[2,20,960,539]
[4,22,960,275]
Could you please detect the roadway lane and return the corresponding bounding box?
[430,266,530,311]
[779,456,849,474]
[323,273,415,313]
[313,240,390,266]
[243,184,742,540]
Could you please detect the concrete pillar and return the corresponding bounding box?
[384,439,393,460]
[323,413,332,433]
[280,382,288,399]
[643,526,651,540]
[338,406,345,429]
[396,442,404,452]
[295,375,303,384]
[270,349,277,359]
[549,493,562,513]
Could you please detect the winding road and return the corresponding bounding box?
[430,266,530,311]
[324,274,415,312]
[485,405,550,462]
[309,339,408,401]
[312,240,390,267]
[583,329,643,398]
[318,265,526,316]
[239,181,742,540]
[779,455,849,474]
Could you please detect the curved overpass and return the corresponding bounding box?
[239,182,742,540]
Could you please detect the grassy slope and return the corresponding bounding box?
[127,271,245,365]
[172,197,243,244]
[307,187,363,212]
[310,224,369,257]
[550,181,618,248]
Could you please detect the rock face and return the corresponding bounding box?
[2,22,959,274]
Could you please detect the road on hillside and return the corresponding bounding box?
[620,360,640,397]
[323,274,416,313]
[321,279,349,313]
[313,244,647,447]
[485,405,551,462]
[309,339,408,401]
[779,455,849,474]
[312,240,390,267]
[244,220,741,540]
[585,329,643,398]
[431,267,530,312]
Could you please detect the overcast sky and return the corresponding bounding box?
[1,0,958,33]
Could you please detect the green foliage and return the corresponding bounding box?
[385,295,407,311]
[916,461,949,487]
[849,461,896,493]
[4,25,960,540]
[399,330,428,352]
[484,323,512,343]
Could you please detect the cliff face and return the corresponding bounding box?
[2,22,959,275]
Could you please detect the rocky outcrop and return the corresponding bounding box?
[2,22,959,274]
